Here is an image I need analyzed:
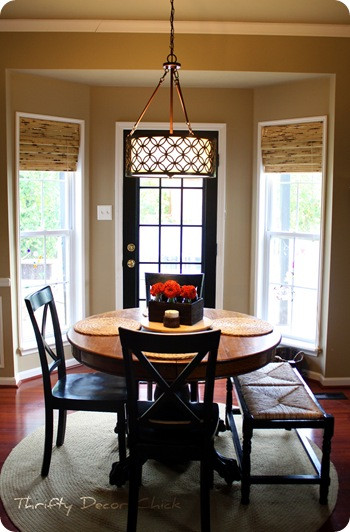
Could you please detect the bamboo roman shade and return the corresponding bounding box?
[261,121,323,173]
[19,117,80,171]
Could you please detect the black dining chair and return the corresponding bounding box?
[118,326,221,532]
[25,285,127,477]
[144,271,205,400]
[144,272,205,305]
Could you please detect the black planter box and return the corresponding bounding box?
[148,298,204,325]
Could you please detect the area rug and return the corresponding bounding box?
[0,409,338,532]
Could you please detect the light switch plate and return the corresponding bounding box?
[97,205,112,221]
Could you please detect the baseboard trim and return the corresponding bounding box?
[305,369,350,387]
[0,358,81,387]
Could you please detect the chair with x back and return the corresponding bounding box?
[25,285,127,477]
[118,326,221,532]
[144,272,205,400]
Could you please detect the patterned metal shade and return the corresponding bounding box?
[125,133,217,178]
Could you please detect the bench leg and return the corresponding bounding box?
[241,415,253,504]
[319,415,334,504]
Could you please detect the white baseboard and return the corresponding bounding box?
[305,369,350,387]
[0,357,81,386]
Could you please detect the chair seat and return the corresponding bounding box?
[134,401,219,444]
[239,384,324,420]
[52,372,127,405]
[237,362,303,386]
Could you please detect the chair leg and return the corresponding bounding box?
[56,409,67,447]
[319,415,334,504]
[42,407,54,477]
[127,454,142,532]
[200,456,211,532]
[241,416,253,505]
[117,406,127,461]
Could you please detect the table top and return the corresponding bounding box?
[67,308,281,381]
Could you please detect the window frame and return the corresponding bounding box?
[255,116,327,354]
[16,112,85,353]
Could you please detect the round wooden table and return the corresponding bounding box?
[67,307,281,486]
[67,308,281,381]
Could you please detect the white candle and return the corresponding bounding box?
[164,309,179,318]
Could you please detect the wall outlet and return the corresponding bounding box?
[97,205,112,221]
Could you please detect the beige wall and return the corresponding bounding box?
[0,32,349,382]
[89,85,253,314]
[253,77,333,377]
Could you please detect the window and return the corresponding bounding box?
[17,114,84,350]
[256,118,326,352]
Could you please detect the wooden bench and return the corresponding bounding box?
[225,362,334,504]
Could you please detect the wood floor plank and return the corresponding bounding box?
[0,368,349,531]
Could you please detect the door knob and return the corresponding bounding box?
[127,243,136,252]
[127,259,136,268]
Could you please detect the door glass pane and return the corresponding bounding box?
[182,264,202,273]
[161,227,180,263]
[139,226,159,262]
[161,177,181,187]
[183,189,203,225]
[182,227,202,263]
[139,263,159,301]
[140,177,159,187]
[183,178,203,188]
[160,264,181,273]
[140,188,159,224]
[161,188,181,225]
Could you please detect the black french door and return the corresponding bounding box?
[122,130,218,308]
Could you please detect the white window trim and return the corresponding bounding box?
[115,122,226,310]
[15,112,86,353]
[253,116,328,355]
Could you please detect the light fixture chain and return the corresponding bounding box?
[169,0,176,62]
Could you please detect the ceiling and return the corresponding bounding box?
[1,0,350,25]
[2,0,347,88]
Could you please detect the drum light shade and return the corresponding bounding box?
[125,132,217,178]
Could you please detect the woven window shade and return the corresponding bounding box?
[261,121,323,173]
[19,117,80,171]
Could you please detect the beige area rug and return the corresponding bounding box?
[0,409,338,532]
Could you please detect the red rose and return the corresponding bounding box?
[150,282,165,297]
[180,285,197,301]
[163,280,181,299]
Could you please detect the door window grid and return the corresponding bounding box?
[138,177,204,304]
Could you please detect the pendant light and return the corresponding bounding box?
[125,0,217,178]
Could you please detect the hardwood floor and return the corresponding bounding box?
[0,367,349,531]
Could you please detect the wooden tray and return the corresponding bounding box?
[140,316,212,333]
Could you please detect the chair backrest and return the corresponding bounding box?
[145,272,205,304]
[118,327,220,439]
[24,286,66,397]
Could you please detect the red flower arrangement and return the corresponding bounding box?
[150,280,198,303]
[148,279,203,325]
